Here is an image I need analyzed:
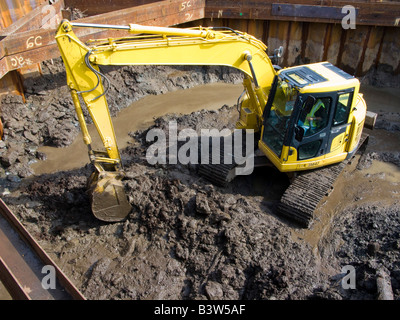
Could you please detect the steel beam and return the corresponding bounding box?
[63,0,160,17]
[205,0,400,27]
[0,0,65,38]
[0,199,85,300]
[0,0,205,78]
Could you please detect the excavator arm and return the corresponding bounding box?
[55,20,277,221]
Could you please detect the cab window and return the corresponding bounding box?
[298,140,322,160]
[297,97,331,137]
[333,92,352,126]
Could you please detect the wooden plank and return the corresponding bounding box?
[0,0,65,37]
[205,0,400,27]
[0,0,65,59]
[0,68,25,101]
[355,25,372,75]
[64,0,160,17]
[325,24,343,66]
[0,28,57,59]
[0,257,30,300]
[0,0,48,30]
[0,43,61,79]
[0,0,205,78]
[76,0,205,25]
[322,23,333,61]
[271,3,359,20]
[0,0,205,58]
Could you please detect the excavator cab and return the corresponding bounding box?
[259,62,367,173]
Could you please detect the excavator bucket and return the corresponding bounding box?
[88,171,131,222]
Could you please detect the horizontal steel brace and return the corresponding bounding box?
[271,3,359,20]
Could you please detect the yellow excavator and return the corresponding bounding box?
[55,20,375,227]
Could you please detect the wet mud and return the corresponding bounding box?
[0,60,399,300]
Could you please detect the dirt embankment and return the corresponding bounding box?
[0,59,242,189]
[0,59,399,300]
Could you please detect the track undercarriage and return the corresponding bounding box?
[198,131,370,228]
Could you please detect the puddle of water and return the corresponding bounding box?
[363,161,400,184]
[31,83,243,175]
[292,157,400,252]
[290,167,352,251]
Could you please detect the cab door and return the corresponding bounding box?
[290,92,336,161]
[327,89,354,155]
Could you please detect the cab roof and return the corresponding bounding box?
[278,62,359,92]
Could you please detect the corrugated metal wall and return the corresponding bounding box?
[183,18,400,78]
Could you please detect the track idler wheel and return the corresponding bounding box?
[88,171,131,222]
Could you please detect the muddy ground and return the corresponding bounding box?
[0,59,399,300]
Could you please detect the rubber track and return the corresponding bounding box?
[198,130,369,228]
[278,133,369,227]
[198,131,250,187]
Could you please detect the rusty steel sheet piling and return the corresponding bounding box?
[0,198,85,300]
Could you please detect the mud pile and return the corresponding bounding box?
[324,203,400,299]
[2,103,399,300]
[3,105,321,300]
